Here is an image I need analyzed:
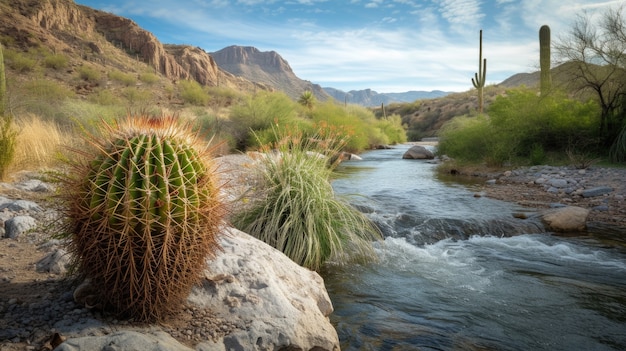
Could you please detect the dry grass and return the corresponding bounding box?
[9,114,81,174]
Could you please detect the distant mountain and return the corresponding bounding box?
[211,46,329,101]
[323,88,453,107]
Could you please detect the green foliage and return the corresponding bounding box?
[179,79,209,106]
[438,88,600,166]
[121,86,152,105]
[609,123,626,162]
[539,25,552,95]
[108,70,136,86]
[43,53,68,70]
[375,114,407,145]
[232,126,382,271]
[310,102,369,152]
[228,91,298,150]
[5,49,37,73]
[298,90,315,110]
[60,115,224,322]
[77,64,101,82]
[88,89,121,106]
[0,114,17,180]
[139,72,159,84]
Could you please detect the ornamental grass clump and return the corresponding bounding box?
[233,124,382,271]
[60,114,225,322]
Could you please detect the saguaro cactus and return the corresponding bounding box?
[539,25,552,95]
[62,115,225,322]
[471,30,487,114]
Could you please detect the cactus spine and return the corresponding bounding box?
[62,115,224,322]
[539,25,551,95]
[471,29,487,114]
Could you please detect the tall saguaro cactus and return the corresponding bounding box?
[539,25,552,95]
[471,30,487,114]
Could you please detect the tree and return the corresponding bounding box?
[554,5,626,152]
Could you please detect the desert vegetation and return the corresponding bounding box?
[436,5,626,168]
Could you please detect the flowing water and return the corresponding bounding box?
[326,144,626,351]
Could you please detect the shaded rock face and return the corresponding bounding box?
[403,145,435,159]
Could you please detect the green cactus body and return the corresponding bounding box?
[540,25,551,95]
[64,115,223,322]
[471,30,487,114]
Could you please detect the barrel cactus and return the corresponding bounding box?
[61,115,225,322]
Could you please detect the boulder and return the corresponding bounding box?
[55,331,192,351]
[36,248,70,275]
[402,145,435,160]
[190,227,340,351]
[581,186,612,198]
[541,206,590,232]
[4,215,37,238]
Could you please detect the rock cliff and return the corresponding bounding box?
[212,45,329,100]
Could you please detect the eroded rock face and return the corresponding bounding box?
[189,227,340,351]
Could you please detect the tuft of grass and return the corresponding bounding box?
[232,126,382,271]
[10,114,78,173]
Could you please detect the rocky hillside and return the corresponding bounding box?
[0,0,265,94]
[211,45,329,100]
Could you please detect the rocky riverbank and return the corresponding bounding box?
[0,154,339,351]
[456,164,626,230]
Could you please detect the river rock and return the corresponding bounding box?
[0,199,42,212]
[189,227,340,351]
[36,248,70,274]
[541,206,590,232]
[402,145,434,160]
[55,331,192,351]
[581,186,613,198]
[4,215,37,238]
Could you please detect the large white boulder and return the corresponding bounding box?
[190,227,340,351]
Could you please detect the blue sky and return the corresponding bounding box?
[74,0,621,93]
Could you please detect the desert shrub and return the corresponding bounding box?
[232,126,382,271]
[609,123,626,163]
[309,101,369,152]
[21,79,74,101]
[88,89,121,106]
[43,53,68,70]
[179,79,208,106]
[121,87,152,105]
[228,91,298,150]
[59,115,225,322]
[108,70,136,86]
[374,114,407,145]
[139,72,159,84]
[56,99,125,132]
[438,88,600,165]
[77,64,101,82]
[5,50,37,73]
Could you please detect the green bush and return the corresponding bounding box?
[438,88,600,166]
[77,65,101,82]
[179,80,208,106]
[121,87,152,105]
[108,70,136,86]
[228,91,298,150]
[232,126,382,271]
[6,50,37,73]
[139,72,159,84]
[88,89,121,106]
[375,114,407,145]
[310,101,370,152]
[44,53,68,70]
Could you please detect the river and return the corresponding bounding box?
[326,144,626,351]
